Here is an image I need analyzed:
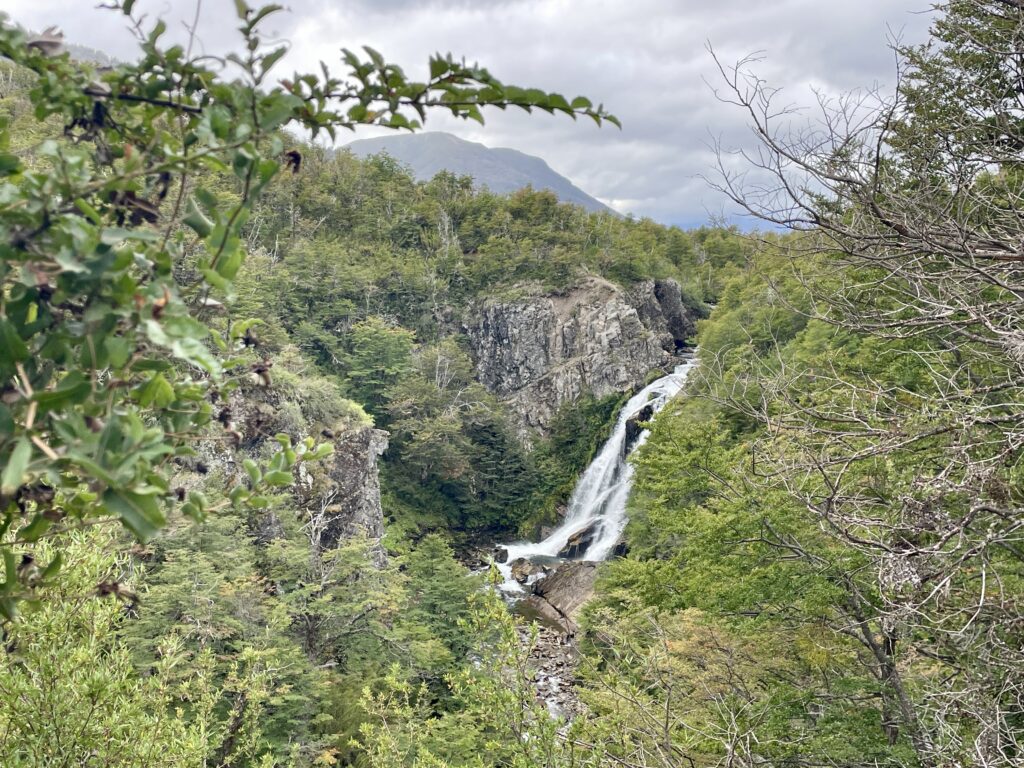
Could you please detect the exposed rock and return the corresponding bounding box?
[510,557,545,583]
[515,621,581,718]
[494,545,510,564]
[522,594,575,634]
[556,524,599,559]
[624,403,655,452]
[627,278,700,352]
[311,427,389,555]
[253,511,286,544]
[466,277,701,436]
[526,561,599,635]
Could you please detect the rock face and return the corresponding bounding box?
[524,561,599,635]
[314,427,389,551]
[628,279,696,352]
[466,277,699,435]
[197,381,390,562]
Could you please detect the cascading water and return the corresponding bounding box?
[497,356,697,592]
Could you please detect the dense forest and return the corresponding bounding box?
[1,1,1022,767]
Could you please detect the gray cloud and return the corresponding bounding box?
[5,0,934,227]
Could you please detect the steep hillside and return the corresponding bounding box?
[344,131,615,214]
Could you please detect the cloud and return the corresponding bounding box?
[4,0,934,227]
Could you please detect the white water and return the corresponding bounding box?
[497,357,697,592]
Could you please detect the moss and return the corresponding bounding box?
[271,345,373,432]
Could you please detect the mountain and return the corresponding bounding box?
[343,132,615,214]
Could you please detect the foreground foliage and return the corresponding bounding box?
[0,0,615,620]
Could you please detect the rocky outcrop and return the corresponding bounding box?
[524,561,599,635]
[194,377,389,562]
[311,427,389,552]
[624,404,655,452]
[510,557,548,584]
[627,279,698,352]
[466,277,700,435]
[556,524,598,559]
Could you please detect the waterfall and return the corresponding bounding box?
[497,357,697,592]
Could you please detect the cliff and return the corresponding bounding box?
[466,277,699,435]
[193,359,389,558]
[302,426,389,552]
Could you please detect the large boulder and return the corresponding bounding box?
[556,523,599,559]
[624,403,655,452]
[525,561,599,635]
[510,557,546,584]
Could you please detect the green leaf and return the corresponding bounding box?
[184,200,213,238]
[0,153,21,177]
[263,470,293,487]
[260,45,288,75]
[100,228,160,245]
[259,92,300,130]
[33,373,91,413]
[0,318,28,363]
[17,513,51,543]
[3,550,16,588]
[40,552,62,580]
[251,4,284,26]
[364,46,385,68]
[103,488,166,542]
[136,373,175,408]
[429,56,449,80]
[216,250,243,280]
[310,443,335,460]
[105,336,132,368]
[1,438,32,496]
[243,459,261,486]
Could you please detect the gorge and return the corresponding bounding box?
[496,356,697,593]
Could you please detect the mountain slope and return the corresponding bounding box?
[343,132,615,214]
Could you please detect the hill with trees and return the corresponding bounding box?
[344,131,616,214]
[1,2,1022,768]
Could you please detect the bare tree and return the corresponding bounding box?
[705,3,1024,766]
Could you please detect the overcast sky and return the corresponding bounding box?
[5,1,934,227]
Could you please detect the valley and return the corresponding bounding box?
[1,3,1022,767]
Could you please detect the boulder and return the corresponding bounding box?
[527,561,599,635]
[557,523,598,559]
[624,403,655,452]
[510,557,545,583]
[493,546,510,564]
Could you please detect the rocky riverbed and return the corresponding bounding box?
[518,619,581,718]
[504,558,601,717]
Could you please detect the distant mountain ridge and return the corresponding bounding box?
[343,132,615,214]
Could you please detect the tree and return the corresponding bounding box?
[708,3,1024,765]
[0,0,617,620]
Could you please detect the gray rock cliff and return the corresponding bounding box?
[307,427,389,551]
[466,277,698,435]
[194,380,389,560]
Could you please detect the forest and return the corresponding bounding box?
[0,1,1022,767]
